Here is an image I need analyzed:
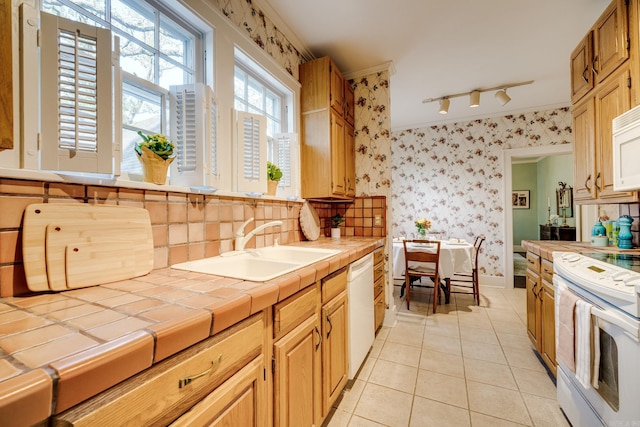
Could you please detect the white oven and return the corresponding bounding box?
[554,252,640,427]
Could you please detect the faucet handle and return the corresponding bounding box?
[236,217,255,237]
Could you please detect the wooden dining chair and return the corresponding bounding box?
[403,239,442,313]
[448,236,485,305]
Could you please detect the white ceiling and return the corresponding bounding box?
[260,0,610,131]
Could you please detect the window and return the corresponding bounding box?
[234,55,298,197]
[40,0,205,179]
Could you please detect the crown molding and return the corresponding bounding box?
[253,0,315,62]
[344,61,396,80]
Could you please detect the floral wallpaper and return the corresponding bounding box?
[211,0,304,78]
[352,71,392,199]
[391,108,573,277]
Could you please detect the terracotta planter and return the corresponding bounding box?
[137,146,174,185]
[267,179,279,196]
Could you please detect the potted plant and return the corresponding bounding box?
[331,213,344,239]
[135,131,175,185]
[267,161,283,195]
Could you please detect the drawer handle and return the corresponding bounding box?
[179,354,223,388]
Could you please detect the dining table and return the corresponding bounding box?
[392,238,474,303]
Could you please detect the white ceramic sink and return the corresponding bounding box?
[171,246,341,282]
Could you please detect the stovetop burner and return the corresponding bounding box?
[586,252,640,273]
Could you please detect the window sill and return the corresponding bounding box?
[0,167,301,203]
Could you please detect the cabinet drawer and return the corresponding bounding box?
[274,283,319,340]
[541,259,554,284]
[322,268,347,304]
[374,292,385,332]
[54,313,264,426]
[373,262,384,282]
[374,276,384,298]
[526,252,540,273]
[373,248,384,266]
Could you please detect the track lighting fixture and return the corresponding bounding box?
[495,89,511,106]
[422,80,533,113]
[439,98,450,114]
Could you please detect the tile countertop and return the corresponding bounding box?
[0,237,385,425]
[522,240,640,262]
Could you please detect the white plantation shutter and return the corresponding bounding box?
[170,84,219,187]
[235,110,266,193]
[40,12,114,174]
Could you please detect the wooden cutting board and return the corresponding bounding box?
[45,223,154,291]
[23,203,153,292]
[299,201,321,241]
[65,241,141,289]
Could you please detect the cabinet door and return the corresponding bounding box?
[274,314,322,427]
[330,111,346,196]
[321,292,348,415]
[345,124,356,197]
[525,270,540,351]
[593,0,629,83]
[344,81,355,126]
[540,280,557,378]
[171,356,266,427]
[571,32,594,103]
[374,291,385,332]
[573,96,597,202]
[330,60,344,116]
[595,65,632,199]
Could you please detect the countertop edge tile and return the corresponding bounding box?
[50,330,154,413]
[148,310,212,363]
[0,368,53,426]
[207,294,252,335]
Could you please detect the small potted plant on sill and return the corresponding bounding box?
[135,131,175,185]
[331,213,344,239]
[267,161,283,196]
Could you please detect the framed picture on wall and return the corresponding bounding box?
[512,190,530,209]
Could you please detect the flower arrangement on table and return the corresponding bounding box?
[135,131,175,184]
[415,218,431,238]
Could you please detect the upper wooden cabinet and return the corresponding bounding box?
[571,0,640,204]
[300,57,356,200]
[0,0,13,150]
[570,0,629,104]
[593,0,629,83]
[570,33,594,103]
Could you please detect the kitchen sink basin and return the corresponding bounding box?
[171,245,341,282]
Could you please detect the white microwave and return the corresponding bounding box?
[613,104,640,191]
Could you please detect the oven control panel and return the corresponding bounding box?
[553,252,640,317]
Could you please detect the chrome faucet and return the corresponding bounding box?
[235,217,283,251]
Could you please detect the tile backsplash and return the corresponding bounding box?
[0,178,385,297]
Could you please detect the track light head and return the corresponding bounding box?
[439,98,450,114]
[469,90,480,108]
[495,89,511,106]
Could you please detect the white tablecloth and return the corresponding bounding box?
[392,240,473,279]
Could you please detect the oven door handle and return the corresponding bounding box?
[591,305,640,341]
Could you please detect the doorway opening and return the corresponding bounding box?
[503,144,574,289]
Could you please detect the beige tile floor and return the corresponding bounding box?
[325,283,570,427]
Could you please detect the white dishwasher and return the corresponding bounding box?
[347,253,375,379]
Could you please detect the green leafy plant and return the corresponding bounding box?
[135,131,175,160]
[331,213,345,228]
[267,161,283,181]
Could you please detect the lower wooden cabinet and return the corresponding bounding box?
[273,314,322,427]
[373,248,385,332]
[53,313,265,426]
[171,356,267,426]
[321,290,348,415]
[525,252,556,377]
